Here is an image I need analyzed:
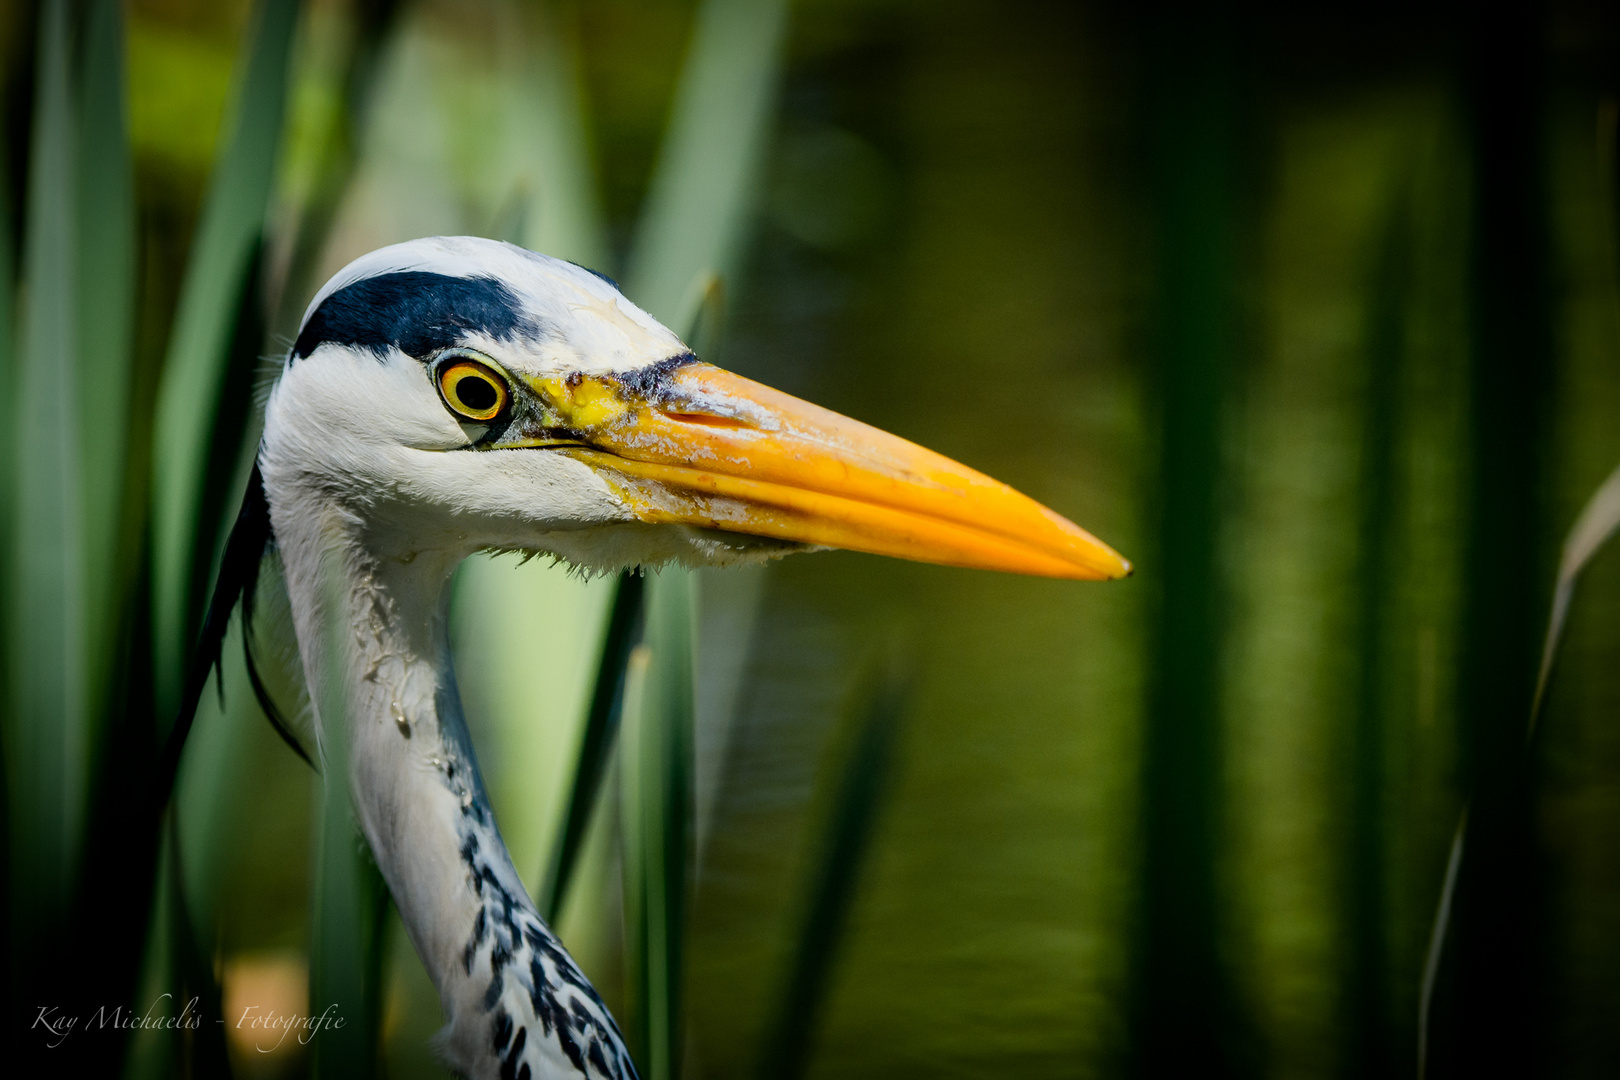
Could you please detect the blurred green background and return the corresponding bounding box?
[4,0,1620,1077]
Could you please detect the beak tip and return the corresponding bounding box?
[1075,539,1131,581]
[1077,549,1131,580]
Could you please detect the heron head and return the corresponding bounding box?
[260,236,1129,579]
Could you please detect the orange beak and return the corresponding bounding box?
[518,361,1131,581]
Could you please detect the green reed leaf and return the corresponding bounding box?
[1530,460,1620,731]
[8,0,84,932]
[512,0,609,270]
[150,0,298,722]
[618,640,655,1064]
[540,570,646,922]
[270,0,402,338]
[759,656,909,1080]
[0,83,12,740]
[139,7,300,1066]
[644,570,696,1080]
[618,575,696,1080]
[1420,459,1620,1079]
[75,0,137,720]
[625,0,790,327]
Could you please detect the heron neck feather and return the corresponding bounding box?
[268,501,632,1080]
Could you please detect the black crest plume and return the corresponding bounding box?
[157,464,313,803]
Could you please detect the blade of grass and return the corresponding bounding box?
[132,245,275,1080]
[641,569,696,1080]
[1528,460,1620,732]
[163,809,234,1078]
[269,0,402,339]
[678,270,725,362]
[75,0,137,728]
[0,87,12,1016]
[150,0,298,723]
[1418,458,1620,1078]
[1345,173,1410,1080]
[155,240,271,799]
[618,641,655,1065]
[59,5,168,1068]
[512,0,608,270]
[122,837,179,1080]
[172,614,267,963]
[1432,11,1554,1071]
[1132,6,1246,1074]
[540,570,646,922]
[108,248,274,1077]
[758,655,910,1080]
[128,6,299,1070]
[1417,808,1467,1080]
[7,0,84,944]
[619,577,696,1080]
[624,0,789,325]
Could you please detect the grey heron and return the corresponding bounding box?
[183,236,1129,1080]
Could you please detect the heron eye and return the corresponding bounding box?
[437,359,509,423]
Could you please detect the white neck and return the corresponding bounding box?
[271,495,636,1080]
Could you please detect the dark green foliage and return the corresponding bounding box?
[1343,169,1409,1080]
[539,570,646,923]
[6,2,1620,1078]
[757,654,910,1080]
[3,0,303,1070]
[1427,6,1558,1077]
[1132,4,1250,1075]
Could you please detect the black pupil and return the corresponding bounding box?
[455,374,498,412]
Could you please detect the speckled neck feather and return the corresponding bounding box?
[270,504,635,1080]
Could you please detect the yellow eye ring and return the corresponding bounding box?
[437,358,510,423]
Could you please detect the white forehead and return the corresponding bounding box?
[300,236,686,375]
